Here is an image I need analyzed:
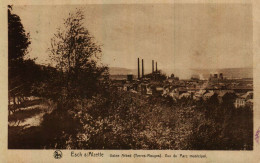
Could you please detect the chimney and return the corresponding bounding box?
[152,60,154,73]
[138,58,140,79]
[156,62,158,72]
[142,59,144,78]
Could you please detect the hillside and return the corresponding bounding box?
[109,67,253,79]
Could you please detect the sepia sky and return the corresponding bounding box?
[12,4,252,73]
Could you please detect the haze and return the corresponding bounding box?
[12,4,252,76]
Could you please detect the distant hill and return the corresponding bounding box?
[191,67,253,79]
[162,67,253,79]
[109,67,253,80]
[109,67,137,75]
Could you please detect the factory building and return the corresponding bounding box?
[209,73,224,81]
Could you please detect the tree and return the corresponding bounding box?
[8,6,31,111]
[49,9,108,100]
[8,5,31,62]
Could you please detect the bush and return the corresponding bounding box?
[30,89,253,150]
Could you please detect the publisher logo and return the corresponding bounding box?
[53,150,63,159]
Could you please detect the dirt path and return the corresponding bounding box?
[8,98,55,128]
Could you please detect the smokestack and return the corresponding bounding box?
[152,60,154,73]
[156,62,157,72]
[142,59,144,78]
[138,58,140,79]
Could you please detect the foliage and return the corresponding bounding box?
[8,5,31,61]
[8,6,31,96]
[34,89,253,150]
[49,9,108,100]
[8,6,38,113]
[190,101,253,150]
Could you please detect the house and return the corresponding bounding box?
[152,86,164,96]
[246,99,253,107]
[179,92,191,99]
[234,98,246,108]
[147,86,153,95]
[241,91,253,100]
[193,89,206,101]
[217,90,235,103]
[141,84,148,95]
[217,91,227,103]
[123,83,132,91]
[169,88,179,98]
[203,91,214,100]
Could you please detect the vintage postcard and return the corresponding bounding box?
[1,0,260,162]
